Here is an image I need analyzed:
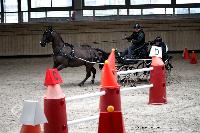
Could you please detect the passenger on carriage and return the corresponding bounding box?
[153,36,168,61]
[121,23,146,59]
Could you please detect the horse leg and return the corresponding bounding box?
[53,62,59,68]
[91,66,96,84]
[78,66,92,86]
[56,64,66,71]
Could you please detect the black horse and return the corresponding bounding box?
[40,27,108,86]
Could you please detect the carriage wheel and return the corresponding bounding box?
[136,61,150,81]
[165,59,173,85]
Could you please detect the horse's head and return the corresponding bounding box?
[40,26,54,47]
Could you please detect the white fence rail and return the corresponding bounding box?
[120,84,153,93]
[117,67,153,75]
[66,91,106,102]
[67,115,99,126]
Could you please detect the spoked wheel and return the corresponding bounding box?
[136,61,150,81]
[116,64,137,87]
[118,74,136,87]
[165,58,173,85]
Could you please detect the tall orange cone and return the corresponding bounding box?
[149,56,167,105]
[190,51,198,64]
[44,68,68,133]
[100,60,121,111]
[108,48,117,76]
[98,61,125,132]
[100,60,119,89]
[20,100,47,133]
[183,48,190,60]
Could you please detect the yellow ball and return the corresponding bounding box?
[104,60,109,64]
[107,105,114,112]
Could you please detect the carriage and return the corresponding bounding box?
[40,27,173,87]
[114,41,173,87]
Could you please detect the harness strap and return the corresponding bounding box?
[53,43,75,60]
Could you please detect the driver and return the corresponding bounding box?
[121,23,145,59]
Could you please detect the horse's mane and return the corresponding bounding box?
[53,30,65,44]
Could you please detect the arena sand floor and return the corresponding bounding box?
[0,53,200,133]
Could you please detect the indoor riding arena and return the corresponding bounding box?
[0,1,200,133]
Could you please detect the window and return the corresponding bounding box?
[119,9,127,15]
[175,8,189,14]
[176,0,200,4]
[83,10,93,16]
[143,8,165,15]
[23,12,28,22]
[190,8,200,14]
[31,0,51,8]
[166,8,173,14]
[85,0,125,6]
[129,9,141,15]
[52,0,72,7]
[95,9,117,16]
[47,11,69,17]
[31,0,72,8]
[4,0,18,12]
[21,0,28,11]
[4,13,18,23]
[31,12,46,18]
[130,0,170,5]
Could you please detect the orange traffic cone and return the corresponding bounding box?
[43,68,68,133]
[100,60,119,89]
[99,60,121,111]
[190,51,198,64]
[108,48,117,75]
[20,100,47,133]
[183,48,190,60]
[98,105,125,133]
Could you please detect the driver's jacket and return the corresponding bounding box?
[125,30,145,46]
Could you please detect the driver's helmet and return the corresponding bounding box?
[133,23,141,29]
[155,36,162,42]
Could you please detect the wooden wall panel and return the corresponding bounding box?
[0,19,200,56]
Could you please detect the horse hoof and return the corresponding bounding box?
[78,83,84,86]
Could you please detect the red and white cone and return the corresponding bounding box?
[149,56,167,105]
[43,68,68,133]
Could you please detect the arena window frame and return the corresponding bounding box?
[1,0,200,23]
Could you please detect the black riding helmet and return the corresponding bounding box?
[155,36,162,42]
[133,23,141,29]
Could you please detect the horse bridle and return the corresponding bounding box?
[40,29,54,45]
